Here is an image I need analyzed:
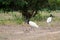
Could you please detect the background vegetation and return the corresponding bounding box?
[0,0,60,24]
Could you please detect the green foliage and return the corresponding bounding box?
[0,12,24,24]
[48,0,60,10]
[12,13,24,24]
[14,17,24,24]
[0,11,60,25]
[0,0,49,11]
[0,0,60,22]
[31,13,49,21]
[0,0,60,11]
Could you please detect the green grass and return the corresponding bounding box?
[0,11,24,25]
[0,10,60,25]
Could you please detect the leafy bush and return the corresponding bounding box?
[31,13,49,21]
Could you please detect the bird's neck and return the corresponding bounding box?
[26,19,29,24]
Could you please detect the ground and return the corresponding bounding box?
[0,23,60,40]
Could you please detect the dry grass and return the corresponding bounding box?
[0,11,60,26]
[0,11,60,40]
[30,11,60,28]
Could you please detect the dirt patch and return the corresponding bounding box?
[0,25,60,40]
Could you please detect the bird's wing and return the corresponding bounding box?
[29,21,39,28]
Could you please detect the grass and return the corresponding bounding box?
[30,10,60,27]
[0,10,60,26]
[0,11,24,25]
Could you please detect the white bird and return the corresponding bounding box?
[29,21,39,28]
[26,20,39,28]
[46,14,53,30]
[47,17,52,23]
[47,14,53,23]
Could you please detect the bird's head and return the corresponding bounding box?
[50,14,53,17]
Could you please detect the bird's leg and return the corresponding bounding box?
[31,27,36,31]
[28,26,34,31]
[48,23,51,30]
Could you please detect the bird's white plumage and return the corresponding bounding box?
[47,17,52,23]
[29,21,39,28]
